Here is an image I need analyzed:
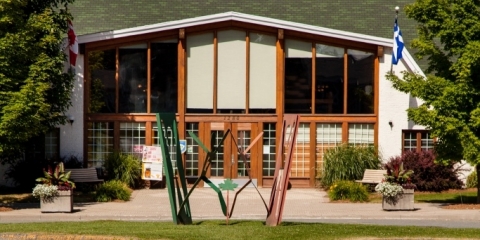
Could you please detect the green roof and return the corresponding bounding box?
[70,0,416,40]
[70,0,423,67]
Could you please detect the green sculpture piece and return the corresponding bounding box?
[155,113,192,224]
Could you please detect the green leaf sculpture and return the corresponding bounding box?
[219,179,238,191]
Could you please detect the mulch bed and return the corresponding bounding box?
[0,206,13,212]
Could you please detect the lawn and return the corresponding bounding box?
[1,220,480,240]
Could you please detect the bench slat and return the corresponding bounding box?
[355,169,386,184]
[66,168,104,183]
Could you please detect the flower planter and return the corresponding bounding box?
[382,189,414,211]
[40,190,73,213]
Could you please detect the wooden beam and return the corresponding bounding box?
[311,43,316,114]
[343,48,347,114]
[178,38,186,140]
[246,31,250,114]
[276,30,285,150]
[377,46,384,57]
[213,31,218,114]
[115,47,119,113]
[147,42,151,113]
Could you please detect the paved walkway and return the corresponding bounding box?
[1,188,480,228]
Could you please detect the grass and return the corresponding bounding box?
[0,220,480,240]
[368,188,478,203]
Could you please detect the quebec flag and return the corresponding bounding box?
[392,18,404,65]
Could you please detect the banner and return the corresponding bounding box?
[140,145,163,180]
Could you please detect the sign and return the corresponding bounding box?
[141,145,163,180]
[142,146,162,163]
[142,162,163,180]
[179,140,187,154]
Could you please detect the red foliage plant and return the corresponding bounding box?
[385,151,463,192]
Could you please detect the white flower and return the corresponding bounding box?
[32,184,58,200]
[375,182,403,198]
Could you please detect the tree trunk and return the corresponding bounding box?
[477,164,480,204]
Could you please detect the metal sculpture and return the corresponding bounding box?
[155,113,192,224]
[266,114,300,226]
[157,113,298,226]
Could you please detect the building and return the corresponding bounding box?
[1,0,433,188]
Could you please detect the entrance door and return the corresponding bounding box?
[209,122,257,182]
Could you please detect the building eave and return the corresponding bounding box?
[78,11,424,76]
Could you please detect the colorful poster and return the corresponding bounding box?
[142,146,162,163]
[142,162,163,180]
[133,145,144,159]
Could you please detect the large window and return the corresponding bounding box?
[289,123,310,177]
[88,40,178,114]
[119,44,148,113]
[284,40,375,115]
[347,49,374,114]
[89,49,116,113]
[87,122,114,167]
[249,33,276,113]
[119,122,146,155]
[185,123,200,176]
[315,44,344,114]
[403,130,434,152]
[262,123,276,176]
[152,124,177,169]
[348,123,374,146]
[315,123,342,178]
[151,41,178,113]
[285,39,312,114]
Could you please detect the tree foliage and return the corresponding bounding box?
[386,0,480,200]
[0,0,75,161]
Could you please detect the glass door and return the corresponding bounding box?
[209,122,254,180]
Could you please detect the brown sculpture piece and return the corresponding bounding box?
[266,114,300,226]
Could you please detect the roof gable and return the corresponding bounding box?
[78,11,423,76]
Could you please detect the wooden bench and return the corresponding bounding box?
[355,169,386,184]
[66,168,104,183]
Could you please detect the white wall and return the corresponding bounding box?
[378,48,425,161]
[59,54,84,162]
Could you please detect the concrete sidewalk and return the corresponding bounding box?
[1,188,480,228]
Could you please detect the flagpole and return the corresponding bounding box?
[390,6,399,74]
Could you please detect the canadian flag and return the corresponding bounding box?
[67,20,78,66]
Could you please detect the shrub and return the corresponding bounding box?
[328,180,369,202]
[386,151,463,192]
[104,151,141,188]
[321,144,381,189]
[5,157,46,191]
[466,170,477,188]
[95,180,131,202]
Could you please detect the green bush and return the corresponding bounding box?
[466,170,477,188]
[321,144,381,189]
[328,180,369,202]
[104,151,141,188]
[95,180,131,202]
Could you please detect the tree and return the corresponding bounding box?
[0,0,75,163]
[386,0,480,202]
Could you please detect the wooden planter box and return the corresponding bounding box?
[382,189,414,211]
[40,190,73,213]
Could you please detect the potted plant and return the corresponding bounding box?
[32,162,76,213]
[375,161,415,210]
